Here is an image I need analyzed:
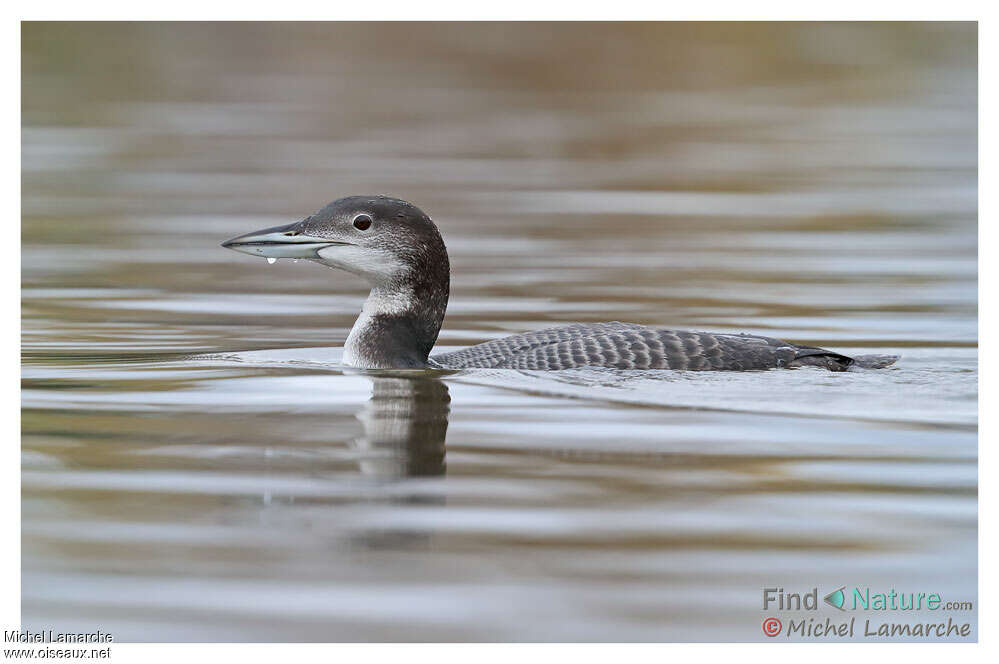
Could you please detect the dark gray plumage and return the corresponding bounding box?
[431,322,897,371]
[222,196,900,372]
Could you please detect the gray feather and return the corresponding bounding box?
[432,322,896,372]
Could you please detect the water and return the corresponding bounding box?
[21,23,977,641]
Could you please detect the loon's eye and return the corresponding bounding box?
[353,214,372,231]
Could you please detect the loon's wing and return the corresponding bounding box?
[432,323,856,371]
[432,322,645,369]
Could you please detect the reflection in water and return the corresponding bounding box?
[352,374,450,480]
[348,374,450,550]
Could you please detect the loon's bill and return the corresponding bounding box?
[221,195,900,372]
[221,222,349,260]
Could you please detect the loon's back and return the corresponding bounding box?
[432,322,899,372]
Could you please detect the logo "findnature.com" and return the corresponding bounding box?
[763,587,973,612]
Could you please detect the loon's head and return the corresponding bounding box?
[222,196,450,369]
[221,195,448,288]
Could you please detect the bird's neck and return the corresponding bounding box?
[343,271,449,369]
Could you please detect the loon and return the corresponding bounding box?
[221,196,899,372]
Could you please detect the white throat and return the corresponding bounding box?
[342,285,417,367]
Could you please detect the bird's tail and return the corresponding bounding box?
[851,354,900,369]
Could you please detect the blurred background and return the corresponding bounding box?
[22,22,977,642]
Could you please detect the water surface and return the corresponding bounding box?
[22,22,977,641]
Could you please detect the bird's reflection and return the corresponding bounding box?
[347,374,451,549]
[351,372,451,475]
